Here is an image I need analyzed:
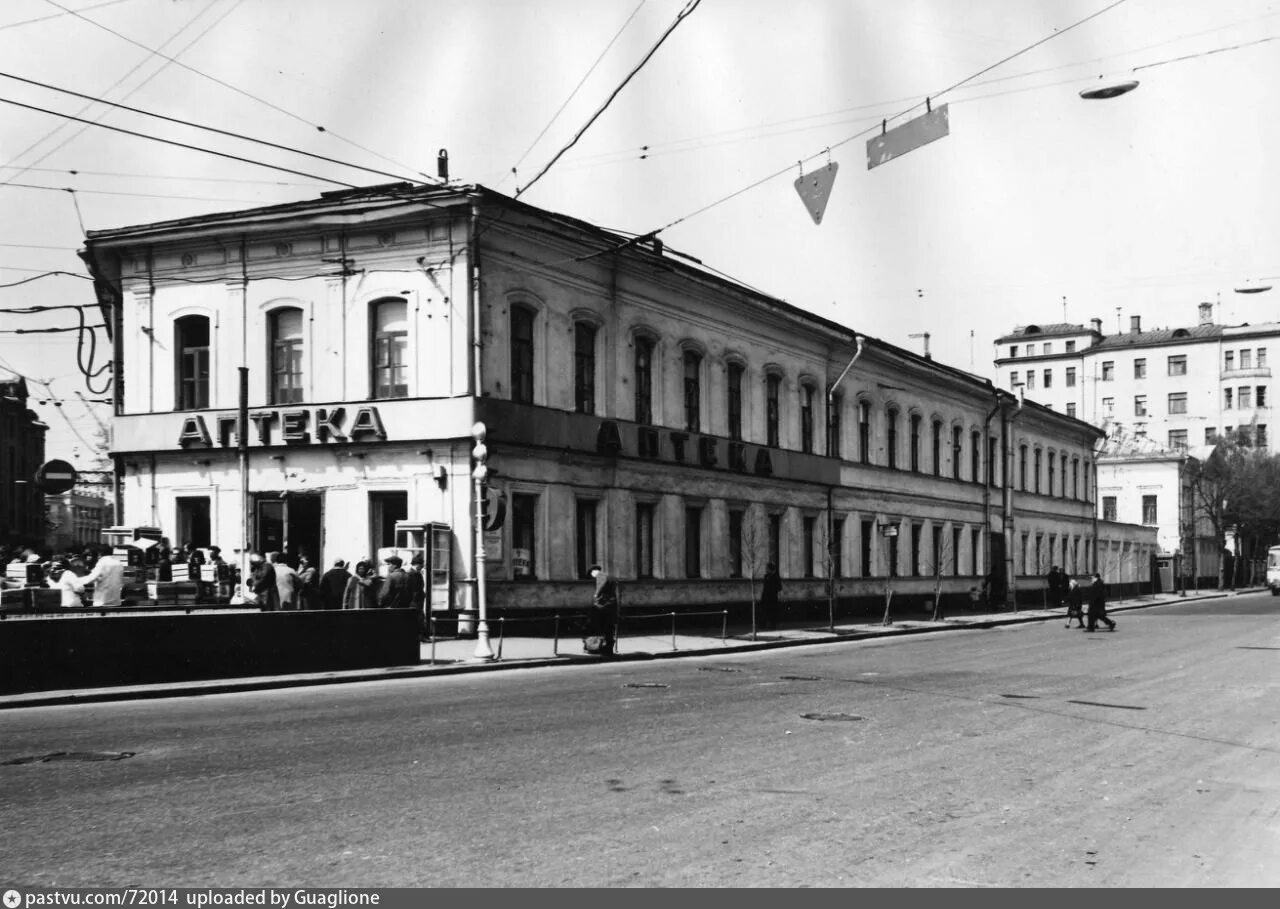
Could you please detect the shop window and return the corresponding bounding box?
[175,315,210,411]
[175,497,211,548]
[511,494,538,580]
[371,299,408,399]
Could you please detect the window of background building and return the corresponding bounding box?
[828,393,842,458]
[634,336,654,424]
[1168,355,1187,376]
[1238,386,1252,409]
[766,374,781,447]
[1258,425,1269,447]
[952,426,963,480]
[636,502,655,579]
[371,299,408,399]
[800,384,815,453]
[174,315,210,411]
[1259,348,1268,367]
[910,414,922,472]
[1066,402,1077,418]
[685,506,703,578]
[803,516,816,577]
[1142,495,1157,525]
[860,518,873,577]
[1066,367,1076,387]
[1043,369,1052,388]
[1026,344,1036,356]
[1225,351,1235,371]
[269,307,305,405]
[1103,496,1117,521]
[1224,388,1234,409]
[573,322,597,414]
[683,350,702,432]
[1066,340,1076,352]
[1010,345,1019,358]
[1241,349,1253,369]
[576,499,598,579]
[1169,392,1188,414]
[1205,427,1217,444]
[1025,371,1035,390]
[727,362,744,441]
[1134,358,1146,379]
[510,306,535,404]
[1009,371,1019,390]
[858,400,871,464]
[1168,429,1188,450]
[1258,386,1268,408]
[1102,361,1114,381]
[1134,395,1147,416]
[886,408,899,469]
[1102,397,1114,416]
[1043,343,1053,355]
[511,493,538,580]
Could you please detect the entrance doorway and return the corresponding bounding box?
[254,493,323,567]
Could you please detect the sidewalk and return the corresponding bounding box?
[0,587,1255,710]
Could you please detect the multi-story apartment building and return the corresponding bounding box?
[82,183,1156,617]
[994,304,1277,453]
[45,491,111,552]
[0,370,48,546]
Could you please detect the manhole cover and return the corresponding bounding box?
[780,675,822,681]
[623,682,668,689]
[800,713,864,722]
[3,751,136,765]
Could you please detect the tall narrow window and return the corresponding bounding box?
[931,420,942,476]
[576,499,598,579]
[831,516,843,578]
[1048,452,1056,496]
[634,336,654,424]
[573,322,597,414]
[800,384,815,453]
[510,306,535,404]
[1019,445,1028,490]
[685,506,703,578]
[910,414,922,472]
[766,374,781,447]
[931,525,942,577]
[803,516,816,577]
[860,518,873,577]
[371,299,408,399]
[911,524,922,576]
[886,408,899,469]
[858,400,871,464]
[971,527,981,576]
[635,503,655,579]
[1034,449,1042,494]
[727,362,744,441]
[269,307,304,405]
[683,350,702,432]
[768,514,781,569]
[728,509,743,578]
[511,493,537,580]
[952,526,962,576]
[952,426,963,480]
[174,315,210,411]
[972,431,982,483]
[828,392,842,458]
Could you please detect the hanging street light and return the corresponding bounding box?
[1079,80,1139,100]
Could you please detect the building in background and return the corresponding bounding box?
[82,183,1156,618]
[993,305,1277,454]
[44,491,110,552]
[0,370,48,546]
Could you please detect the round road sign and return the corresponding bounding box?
[35,459,78,495]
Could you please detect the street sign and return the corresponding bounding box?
[34,459,78,495]
[866,104,950,170]
[793,161,839,225]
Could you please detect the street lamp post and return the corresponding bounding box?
[471,421,495,661]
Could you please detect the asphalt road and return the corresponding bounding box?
[2,591,1278,887]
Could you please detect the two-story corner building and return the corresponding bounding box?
[0,370,48,547]
[994,306,1279,454]
[81,182,1155,618]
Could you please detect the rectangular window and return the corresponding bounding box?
[931,525,943,577]
[176,320,210,411]
[828,394,842,458]
[887,409,899,470]
[1241,349,1253,369]
[634,337,654,424]
[1009,371,1019,390]
[803,516,816,577]
[1066,340,1076,352]
[371,300,408,399]
[1072,458,1079,499]
[1102,496,1117,521]
[910,414,921,472]
[1205,427,1217,444]
[510,307,535,405]
[1258,386,1268,408]
[270,308,304,405]
[888,532,899,578]
[860,519,873,578]
[1066,402,1077,418]
[1238,386,1252,409]
[1134,395,1147,416]
[636,503,656,579]
[1168,429,1188,450]
[952,526,962,576]
[1065,367,1076,387]
[800,385,815,453]
[1102,397,1114,416]
[1026,344,1036,356]
[727,509,743,579]
[831,517,843,578]
[1168,392,1188,414]
[1009,345,1019,358]
[1259,348,1268,367]
[1142,495,1157,525]
[1224,351,1234,371]
[1048,454,1056,496]
[1168,355,1187,376]
[971,527,981,576]
[911,524,922,577]
[175,497,211,548]
[1043,343,1052,355]
[1034,449,1042,494]
[952,426,962,480]
[766,374,781,447]
[511,494,537,580]
[576,499,598,579]
[1134,358,1146,379]
[573,322,596,414]
[685,506,703,578]
[1024,371,1035,390]
[931,420,942,476]
[768,514,781,569]
[1042,369,1052,388]
[683,351,702,432]
[727,363,743,441]
[858,401,870,464]
[1224,388,1234,409]
[1102,361,1114,381]
[1258,425,1269,448]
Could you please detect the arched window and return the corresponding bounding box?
[931,419,943,476]
[634,334,655,424]
[828,392,842,458]
[1019,444,1028,490]
[174,315,210,411]
[800,383,816,453]
[1034,448,1043,494]
[887,407,899,469]
[971,430,981,483]
[858,400,871,464]
[683,349,702,432]
[727,361,745,441]
[909,413,922,472]
[371,298,408,399]
[269,307,304,404]
[766,374,781,447]
[573,321,597,414]
[510,305,536,404]
[952,426,963,480]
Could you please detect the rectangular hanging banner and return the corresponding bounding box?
[866,104,950,170]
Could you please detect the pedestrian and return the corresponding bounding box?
[377,555,410,609]
[78,550,125,607]
[584,563,619,656]
[760,562,782,631]
[1085,572,1116,632]
[342,560,380,610]
[270,551,300,610]
[49,559,86,608]
[250,553,280,611]
[296,554,319,610]
[1065,576,1086,628]
[407,553,428,640]
[318,558,352,610]
[1046,565,1063,609]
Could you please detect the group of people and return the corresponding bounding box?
[1047,565,1116,632]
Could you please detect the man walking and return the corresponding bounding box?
[1085,572,1116,632]
[377,555,411,609]
[318,559,352,610]
[78,550,124,607]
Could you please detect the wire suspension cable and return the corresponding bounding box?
[517,0,702,199]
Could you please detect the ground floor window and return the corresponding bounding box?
[175,496,211,549]
[576,498,599,579]
[768,514,781,569]
[369,491,407,568]
[511,493,538,579]
[685,506,703,578]
[637,502,656,578]
[860,519,873,577]
[803,516,816,577]
[728,509,743,578]
[971,527,981,576]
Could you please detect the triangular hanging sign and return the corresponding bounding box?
[793,161,839,225]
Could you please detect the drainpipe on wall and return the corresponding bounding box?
[825,334,864,633]
[1004,387,1026,610]
[982,384,1002,591]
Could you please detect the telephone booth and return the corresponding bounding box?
[393,520,452,612]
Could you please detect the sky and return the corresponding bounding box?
[3,0,1279,473]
